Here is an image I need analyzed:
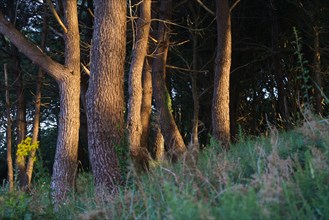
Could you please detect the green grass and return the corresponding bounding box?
[1,118,328,219]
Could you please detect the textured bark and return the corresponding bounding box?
[127,0,152,169]
[86,0,126,196]
[4,64,14,191]
[140,58,153,153]
[155,126,165,162]
[152,0,186,160]
[51,0,81,206]
[24,7,48,189]
[0,1,80,206]
[212,0,231,148]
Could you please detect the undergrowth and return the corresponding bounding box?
[1,116,328,219]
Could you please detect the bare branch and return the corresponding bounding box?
[196,0,215,16]
[46,0,68,33]
[230,0,241,12]
[0,11,68,82]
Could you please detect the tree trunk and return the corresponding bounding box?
[152,0,186,160]
[313,26,323,115]
[191,33,199,147]
[212,0,231,148]
[86,0,126,196]
[271,2,289,124]
[4,63,14,192]
[140,57,153,155]
[13,51,27,188]
[127,0,152,170]
[51,1,81,206]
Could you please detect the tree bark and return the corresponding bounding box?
[191,33,199,147]
[212,0,231,148]
[51,0,81,206]
[13,51,27,188]
[127,0,152,170]
[313,26,323,115]
[140,57,153,156]
[86,0,126,196]
[152,0,186,160]
[4,63,14,192]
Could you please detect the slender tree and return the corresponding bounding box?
[212,0,231,147]
[4,63,14,191]
[127,0,152,169]
[152,0,186,160]
[86,0,126,196]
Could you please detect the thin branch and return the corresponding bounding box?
[196,0,215,16]
[46,0,68,33]
[166,64,208,73]
[230,0,241,12]
[81,63,90,75]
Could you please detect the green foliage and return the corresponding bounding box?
[293,27,313,104]
[16,137,39,162]
[0,190,32,220]
[1,117,329,219]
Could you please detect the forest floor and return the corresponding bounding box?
[1,114,329,219]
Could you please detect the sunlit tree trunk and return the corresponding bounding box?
[212,0,231,148]
[50,1,81,206]
[152,0,186,160]
[86,0,126,196]
[4,63,14,192]
[127,0,152,170]
[140,57,153,156]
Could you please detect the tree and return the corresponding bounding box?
[4,63,14,191]
[86,0,126,196]
[127,0,152,169]
[212,0,231,147]
[152,0,187,160]
[0,0,80,206]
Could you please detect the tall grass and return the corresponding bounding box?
[1,115,328,219]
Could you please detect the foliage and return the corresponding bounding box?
[16,137,39,163]
[1,116,328,219]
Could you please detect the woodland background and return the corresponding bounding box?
[0,0,328,218]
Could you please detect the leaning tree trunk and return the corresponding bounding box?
[0,0,81,207]
[86,0,126,197]
[4,63,14,191]
[127,0,152,170]
[212,0,231,148]
[152,0,186,160]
